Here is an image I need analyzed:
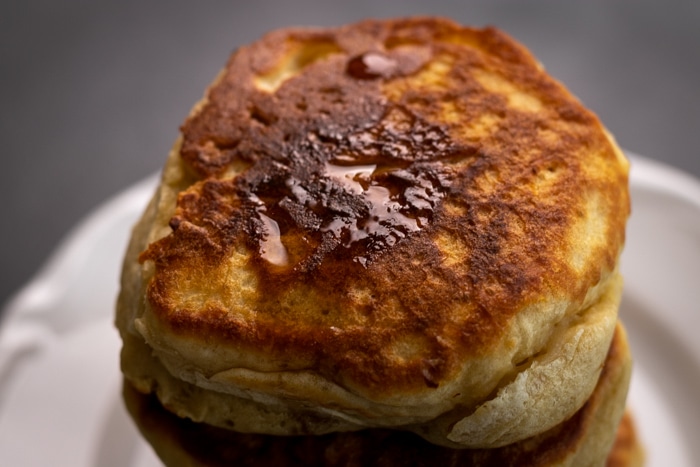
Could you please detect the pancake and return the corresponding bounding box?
[606,412,645,467]
[116,17,630,448]
[120,263,623,446]
[123,322,634,467]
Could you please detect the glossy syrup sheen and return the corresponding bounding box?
[238,110,459,274]
[346,52,399,80]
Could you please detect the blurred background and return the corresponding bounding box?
[1,0,699,311]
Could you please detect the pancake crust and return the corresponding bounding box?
[123,323,633,467]
[117,17,630,446]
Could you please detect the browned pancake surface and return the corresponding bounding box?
[137,17,629,399]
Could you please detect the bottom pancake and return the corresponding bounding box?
[606,411,645,467]
[123,323,635,467]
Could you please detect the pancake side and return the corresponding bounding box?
[122,322,633,466]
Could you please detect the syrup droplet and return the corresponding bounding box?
[320,162,437,256]
[346,53,398,80]
[324,162,376,193]
[258,213,289,267]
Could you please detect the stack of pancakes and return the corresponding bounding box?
[116,17,642,466]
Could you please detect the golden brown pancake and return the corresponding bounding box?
[123,323,634,467]
[116,17,630,448]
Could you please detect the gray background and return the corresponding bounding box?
[1,0,699,311]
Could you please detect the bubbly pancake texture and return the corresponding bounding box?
[117,17,630,446]
[123,323,633,467]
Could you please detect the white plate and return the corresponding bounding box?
[0,154,699,466]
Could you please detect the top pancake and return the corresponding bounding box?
[121,17,630,442]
